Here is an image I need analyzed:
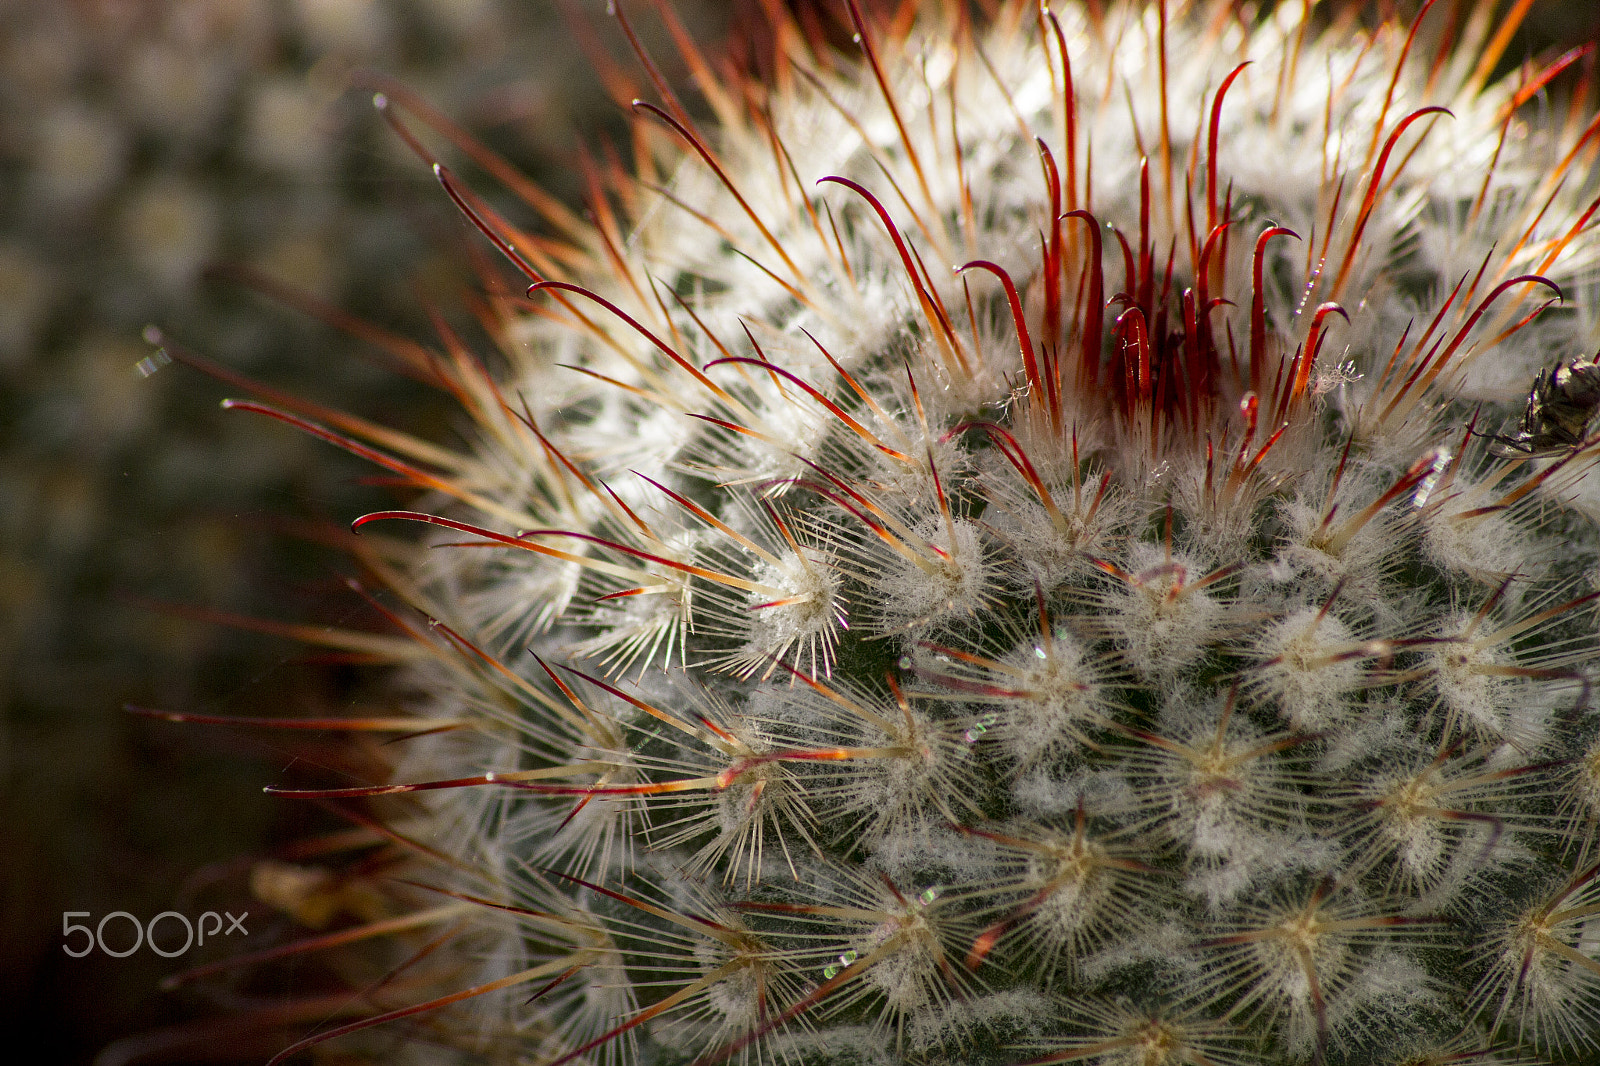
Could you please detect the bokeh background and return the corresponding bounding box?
[1,1,1593,1063]
[0,1,723,1060]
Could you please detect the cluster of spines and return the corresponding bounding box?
[144,1,1600,1064]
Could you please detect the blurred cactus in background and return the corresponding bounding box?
[0,1,708,1059]
[175,1,1600,1063]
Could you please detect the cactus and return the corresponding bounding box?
[225,1,1600,1063]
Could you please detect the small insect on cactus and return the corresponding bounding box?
[181,0,1600,1062]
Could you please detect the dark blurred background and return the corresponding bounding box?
[0,1,724,1061]
[1,1,1593,1063]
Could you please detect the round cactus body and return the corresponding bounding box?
[233,2,1600,1063]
